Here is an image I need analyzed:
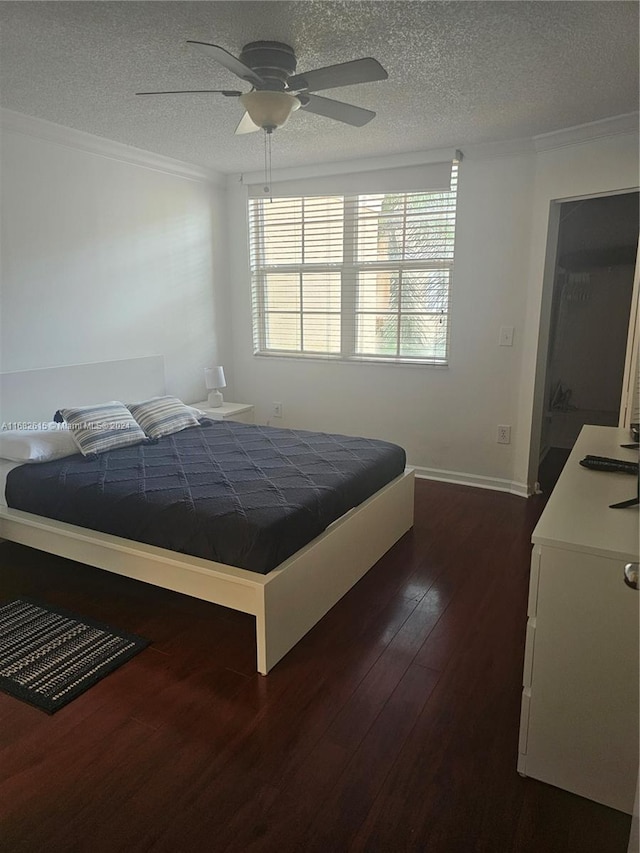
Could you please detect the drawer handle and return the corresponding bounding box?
[624,562,639,590]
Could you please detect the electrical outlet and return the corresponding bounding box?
[497,424,511,444]
[272,402,283,418]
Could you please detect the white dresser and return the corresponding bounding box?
[518,425,639,814]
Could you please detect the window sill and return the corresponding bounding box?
[252,352,449,368]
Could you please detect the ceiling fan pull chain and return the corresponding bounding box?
[263,129,269,197]
[263,128,273,201]
[268,131,273,202]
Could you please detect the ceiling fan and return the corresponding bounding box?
[136,40,388,134]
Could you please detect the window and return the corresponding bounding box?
[248,164,458,364]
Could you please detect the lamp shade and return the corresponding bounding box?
[239,91,300,130]
[204,366,226,390]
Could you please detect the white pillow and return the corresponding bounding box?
[0,424,79,463]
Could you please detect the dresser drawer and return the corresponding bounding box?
[527,545,541,618]
[522,618,536,689]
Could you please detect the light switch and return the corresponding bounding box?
[499,326,514,347]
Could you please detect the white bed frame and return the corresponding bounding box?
[0,357,415,674]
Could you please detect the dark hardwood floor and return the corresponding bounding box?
[0,479,632,852]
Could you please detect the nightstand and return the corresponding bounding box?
[193,401,255,424]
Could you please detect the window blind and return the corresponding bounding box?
[249,163,458,364]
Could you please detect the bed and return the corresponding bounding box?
[0,357,415,674]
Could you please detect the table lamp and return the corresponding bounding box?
[204,366,226,407]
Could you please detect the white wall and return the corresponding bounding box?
[227,149,536,493]
[0,116,230,406]
[514,128,640,488]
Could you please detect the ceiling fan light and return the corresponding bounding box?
[239,91,300,129]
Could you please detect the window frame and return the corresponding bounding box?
[249,174,457,366]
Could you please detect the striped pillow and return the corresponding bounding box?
[58,402,147,457]
[126,396,200,439]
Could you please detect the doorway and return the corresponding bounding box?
[537,191,639,492]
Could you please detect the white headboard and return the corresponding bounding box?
[0,356,165,423]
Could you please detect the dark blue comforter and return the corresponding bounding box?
[5,421,406,574]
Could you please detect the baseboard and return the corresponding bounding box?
[413,465,532,498]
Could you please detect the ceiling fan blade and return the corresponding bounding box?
[299,94,375,127]
[235,111,261,135]
[186,41,265,87]
[136,90,242,96]
[288,58,387,93]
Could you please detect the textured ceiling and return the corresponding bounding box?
[0,1,637,174]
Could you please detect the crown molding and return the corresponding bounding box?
[0,109,225,186]
[459,136,534,160]
[399,113,638,163]
[534,112,639,152]
[236,112,639,182]
[3,107,636,184]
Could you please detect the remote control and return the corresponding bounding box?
[579,455,639,475]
